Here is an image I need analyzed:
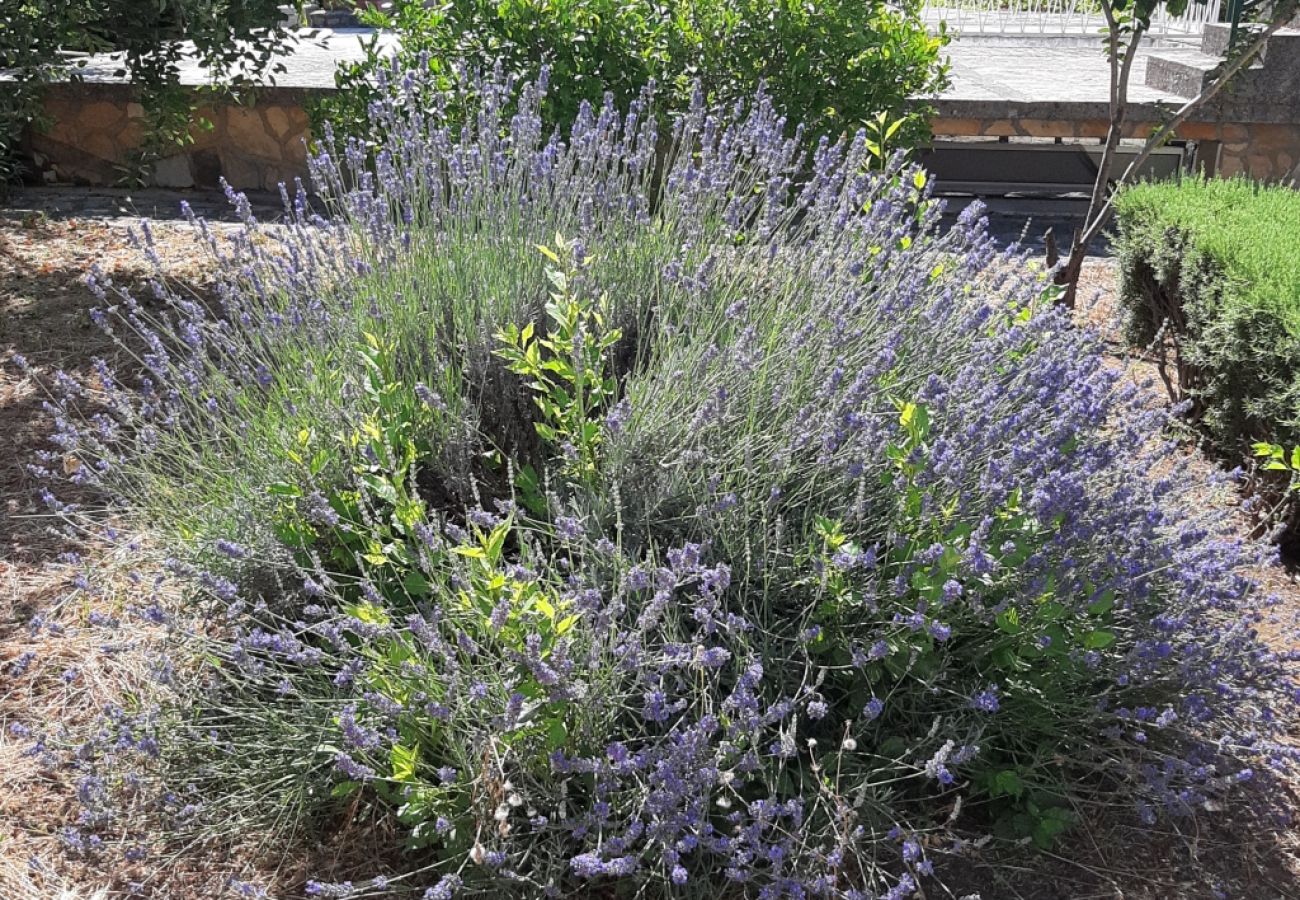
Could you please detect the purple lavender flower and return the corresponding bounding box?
[304,491,341,528]
[970,685,1001,713]
[423,874,462,899]
[556,516,585,540]
[215,539,248,559]
[605,398,631,435]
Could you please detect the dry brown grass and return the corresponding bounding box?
[1,213,151,900]
[0,210,284,899]
[0,208,413,899]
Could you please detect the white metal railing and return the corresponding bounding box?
[919,0,1221,36]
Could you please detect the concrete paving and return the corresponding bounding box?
[0,186,291,222]
[942,40,1179,106]
[61,29,394,90]
[50,23,1187,111]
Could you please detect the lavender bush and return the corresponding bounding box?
[18,65,1299,898]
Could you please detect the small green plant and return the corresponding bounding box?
[495,239,623,484]
[863,111,909,171]
[268,331,439,600]
[1250,441,1300,531]
[1252,442,1300,476]
[329,516,581,849]
[450,517,580,659]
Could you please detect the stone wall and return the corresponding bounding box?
[1213,122,1300,180]
[929,106,1300,181]
[25,84,312,192]
[22,82,1300,191]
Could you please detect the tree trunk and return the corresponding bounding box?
[1055,246,1086,306]
[1054,21,1142,308]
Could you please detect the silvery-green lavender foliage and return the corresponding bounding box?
[16,65,1300,899]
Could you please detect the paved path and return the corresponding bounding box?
[943,40,1179,105]
[0,187,289,223]
[51,24,1189,111]
[63,29,394,90]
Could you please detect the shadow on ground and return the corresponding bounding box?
[945,775,1300,899]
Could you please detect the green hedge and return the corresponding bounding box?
[1114,176,1300,453]
[312,0,949,151]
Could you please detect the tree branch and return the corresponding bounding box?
[1076,11,1295,252]
[1083,23,1145,223]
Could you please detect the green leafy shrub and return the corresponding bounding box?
[1114,176,1300,453]
[313,0,948,151]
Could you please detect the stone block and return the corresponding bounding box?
[1171,122,1214,142]
[116,119,144,151]
[1145,52,1212,98]
[1261,29,1300,76]
[1248,124,1300,154]
[188,107,224,150]
[41,117,81,145]
[929,117,983,136]
[1019,119,1078,139]
[1199,22,1235,58]
[1247,153,1274,179]
[40,99,82,143]
[281,135,309,165]
[81,132,118,161]
[1218,122,1249,142]
[1120,121,1160,139]
[981,119,1021,137]
[1197,22,1290,59]
[285,104,310,134]
[262,165,295,191]
[220,153,265,191]
[264,106,302,141]
[1072,121,1109,139]
[278,105,312,148]
[225,107,282,160]
[152,154,194,189]
[78,100,125,131]
[1219,154,1245,177]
